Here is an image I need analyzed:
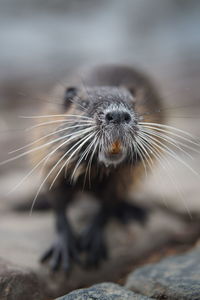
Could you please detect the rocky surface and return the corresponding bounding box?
[0,197,200,299]
[126,245,200,300]
[0,258,44,300]
[56,282,154,300]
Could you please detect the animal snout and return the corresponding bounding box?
[105,110,131,124]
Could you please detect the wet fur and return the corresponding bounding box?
[30,65,164,197]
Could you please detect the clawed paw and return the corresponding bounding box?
[40,231,80,272]
[79,226,108,268]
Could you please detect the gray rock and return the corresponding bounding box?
[1,199,200,298]
[0,258,45,300]
[56,282,153,300]
[126,246,200,300]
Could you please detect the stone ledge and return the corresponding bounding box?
[126,245,200,300]
[56,282,154,300]
[0,258,45,300]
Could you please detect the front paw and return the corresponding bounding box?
[40,231,80,272]
[79,225,108,268]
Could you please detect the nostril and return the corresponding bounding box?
[105,111,131,123]
[123,112,131,123]
[105,112,114,122]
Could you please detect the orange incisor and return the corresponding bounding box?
[109,140,122,154]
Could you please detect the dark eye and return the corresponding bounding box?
[63,87,77,108]
[64,87,77,100]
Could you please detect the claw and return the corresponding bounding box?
[40,246,54,263]
[40,227,80,272]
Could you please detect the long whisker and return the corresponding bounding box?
[75,131,100,187]
[71,133,98,181]
[135,135,171,208]
[140,127,194,159]
[26,119,94,131]
[139,124,200,147]
[139,122,199,140]
[138,131,200,177]
[7,153,52,195]
[7,128,95,194]
[141,127,200,155]
[137,133,192,218]
[135,134,169,208]
[9,123,93,154]
[19,114,93,120]
[135,136,154,171]
[135,142,148,176]
[41,127,96,172]
[0,128,94,165]
[30,131,95,214]
[50,131,96,190]
[87,134,99,188]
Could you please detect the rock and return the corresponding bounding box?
[0,258,45,300]
[56,282,154,300]
[126,246,200,300]
[0,198,200,298]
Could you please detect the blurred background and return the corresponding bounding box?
[0,0,200,279]
[1,0,200,209]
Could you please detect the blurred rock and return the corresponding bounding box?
[0,196,200,298]
[126,245,200,300]
[56,282,153,300]
[0,258,44,300]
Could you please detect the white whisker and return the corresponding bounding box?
[49,131,96,190]
[71,134,98,181]
[139,122,199,141]
[7,128,95,194]
[139,124,200,147]
[87,135,99,187]
[140,127,194,159]
[41,127,96,172]
[135,142,147,176]
[138,131,200,177]
[138,133,192,218]
[30,131,95,215]
[1,128,95,165]
[19,114,93,120]
[26,119,94,131]
[135,136,154,170]
[9,123,93,154]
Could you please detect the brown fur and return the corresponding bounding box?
[30,65,164,198]
[28,65,165,270]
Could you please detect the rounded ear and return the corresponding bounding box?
[128,86,136,97]
[120,84,137,100]
[63,87,78,108]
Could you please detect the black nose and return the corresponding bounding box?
[105,111,131,124]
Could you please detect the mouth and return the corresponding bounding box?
[99,140,127,166]
[109,140,122,155]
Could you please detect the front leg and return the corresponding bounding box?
[40,188,79,272]
[79,205,110,267]
[79,201,147,268]
[41,210,79,272]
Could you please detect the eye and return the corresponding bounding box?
[64,87,77,100]
[63,86,77,108]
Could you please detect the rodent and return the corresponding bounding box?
[29,64,164,271]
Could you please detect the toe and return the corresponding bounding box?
[40,246,54,263]
[49,244,61,271]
